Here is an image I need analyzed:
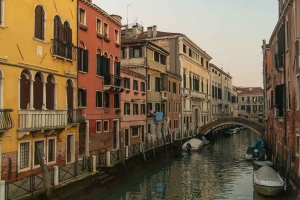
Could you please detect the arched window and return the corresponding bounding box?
[46,75,55,110]
[34,5,45,40]
[66,80,74,109]
[20,70,31,109]
[53,15,62,41]
[34,73,44,109]
[64,21,72,59]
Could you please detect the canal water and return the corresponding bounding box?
[96,130,299,200]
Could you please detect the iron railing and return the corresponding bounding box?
[51,39,77,61]
[68,108,85,123]
[0,109,14,131]
[128,144,140,157]
[103,74,124,88]
[110,150,121,164]
[59,157,91,182]
[98,152,106,166]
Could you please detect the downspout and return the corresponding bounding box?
[178,37,183,146]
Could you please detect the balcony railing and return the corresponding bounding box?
[190,90,206,100]
[51,39,77,61]
[68,109,85,123]
[103,74,124,91]
[0,109,14,132]
[18,110,67,130]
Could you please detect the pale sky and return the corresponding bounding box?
[94,0,278,87]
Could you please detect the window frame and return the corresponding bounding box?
[47,137,57,165]
[96,91,103,108]
[0,0,4,27]
[34,5,45,41]
[133,103,138,115]
[18,140,31,172]
[147,74,151,91]
[78,88,87,107]
[104,22,109,37]
[96,120,102,133]
[96,17,102,34]
[141,104,146,115]
[131,127,139,138]
[103,120,109,132]
[114,28,119,43]
[124,102,130,115]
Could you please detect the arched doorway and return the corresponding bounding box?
[20,70,32,109]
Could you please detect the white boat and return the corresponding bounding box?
[182,138,203,152]
[253,166,285,196]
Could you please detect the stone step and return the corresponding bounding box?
[100,175,115,185]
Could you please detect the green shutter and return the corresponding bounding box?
[183,74,186,88]
[82,89,87,107]
[77,48,82,71]
[83,50,89,72]
[97,55,101,76]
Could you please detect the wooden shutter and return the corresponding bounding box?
[35,6,42,39]
[96,55,101,76]
[212,86,214,98]
[83,50,88,72]
[77,48,82,71]
[100,56,105,76]
[59,19,64,41]
[106,58,110,75]
[116,62,120,76]
[67,23,72,44]
[82,90,87,107]
[277,24,285,67]
[129,48,133,58]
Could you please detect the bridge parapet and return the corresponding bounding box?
[199,117,266,135]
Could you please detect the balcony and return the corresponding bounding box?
[217,99,222,105]
[160,91,168,101]
[182,88,190,98]
[68,108,85,124]
[18,110,68,139]
[103,74,124,92]
[50,39,77,62]
[190,90,206,101]
[0,109,14,134]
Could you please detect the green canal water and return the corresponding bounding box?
[95,130,298,200]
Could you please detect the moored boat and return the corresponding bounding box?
[245,147,266,161]
[182,138,203,152]
[253,161,273,171]
[253,166,285,196]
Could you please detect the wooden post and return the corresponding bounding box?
[37,143,52,199]
[140,138,146,163]
[119,129,125,167]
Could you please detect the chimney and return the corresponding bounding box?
[132,24,137,38]
[147,27,152,38]
[110,15,122,23]
[153,25,157,38]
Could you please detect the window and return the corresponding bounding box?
[183,99,186,109]
[174,102,176,112]
[124,102,130,115]
[155,77,161,92]
[78,89,87,107]
[104,92,110,108]
[96,18,102,33]
[103,120,109,132]
[131,127,139,137]
[297,76,300,110]
[115,29,119,43]
[47,137,56,163]
[141,104,146,115]
[78,48,89,72]
[173,82,176,94]
[141,82,145,92]
[168,80,171,92]
[201,57,204,65]
[241,97,244,101]
[183,44,186,53]
[169,102,171,112]
[79,7,86,25]
[155,103,160,112]
[129,47,142,58]
[121,47,126,59]
[147,74,151,90]
[133,80,138,91]
[206,61,209,69]
[241,105,245,110]
[189,48,192,57]
[34,5,45,40]
[147,124,151,133]
[96,91,102,107]
[169,120,172,129]
[124,77,130,89]
[0,0,3,26]
[104,22,109,37]
[161,103,165,114]
[253,105,257,112]
[259,105,263,112]
[160,55,166,65]
[133,104,138,115]
[19,141,30,171]
[96,120,102,133]
[114,93,120,108]
[147,103,152,111]
[33,140,44,167]
[246,105,251,112]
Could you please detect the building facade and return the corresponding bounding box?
[0,0,80,179]
[120,68,147,145]
[136,26,212,134]
[236,87,264,122]
[77,0,122,154]
[209,63,233,121]
[263,0,300,179]
[120,38,169,140]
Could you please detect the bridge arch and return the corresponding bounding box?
[199,117,266,136]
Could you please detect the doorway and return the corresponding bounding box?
[141,125,145,142]
[66,134,75,163]
[125,129,129,146]
[113,120,119,149]
[78,123,86,158]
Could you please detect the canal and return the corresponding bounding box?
[95,129,298,200]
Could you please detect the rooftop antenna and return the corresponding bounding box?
[127,4,131,26]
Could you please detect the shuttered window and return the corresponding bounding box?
[124,103,130,115]
[147,74,150,90]
[78,89,87,107]
[183,73,186,88]
[78,48,88,72]
[277,24,285,68]
[114,62,120,76]
[96,91,102,107]
[114,93,120,108]
[212,86,215,98]
[104,92,110,108]
[34,5,45,40]
[155,77,160,92]
[173,82,176,94]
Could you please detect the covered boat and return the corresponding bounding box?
[253,166,284,196]
[182,138,203,152]
[253,161,273,171]
[245,147,266,161]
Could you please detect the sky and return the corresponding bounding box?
[94,0,278,87]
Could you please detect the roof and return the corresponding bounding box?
[121,67,146,79]
[137,31,183,39]
[209,63,232,78]
[121,38,169,55]
[236,87,263,95]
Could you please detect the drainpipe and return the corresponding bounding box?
[178,37,183,145]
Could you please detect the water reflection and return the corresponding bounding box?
[96,130,298,200]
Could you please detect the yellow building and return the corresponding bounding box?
[0,0,81,179]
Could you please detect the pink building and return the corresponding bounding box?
[120,68,147,146]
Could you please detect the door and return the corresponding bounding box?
[79,123,86,158]
[125,129,129,146]
[113,120,119,149]
[195,109,199,127]
[67,80,73,109]
[66,134,75,163]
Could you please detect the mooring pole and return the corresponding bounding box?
[37,143,52,199]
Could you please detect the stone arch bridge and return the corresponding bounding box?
[199,117,266,136]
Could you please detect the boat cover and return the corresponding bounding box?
[253,161,273,167]
[245,147,266,155]
[182,138,203,150]
[256,166,280,181]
